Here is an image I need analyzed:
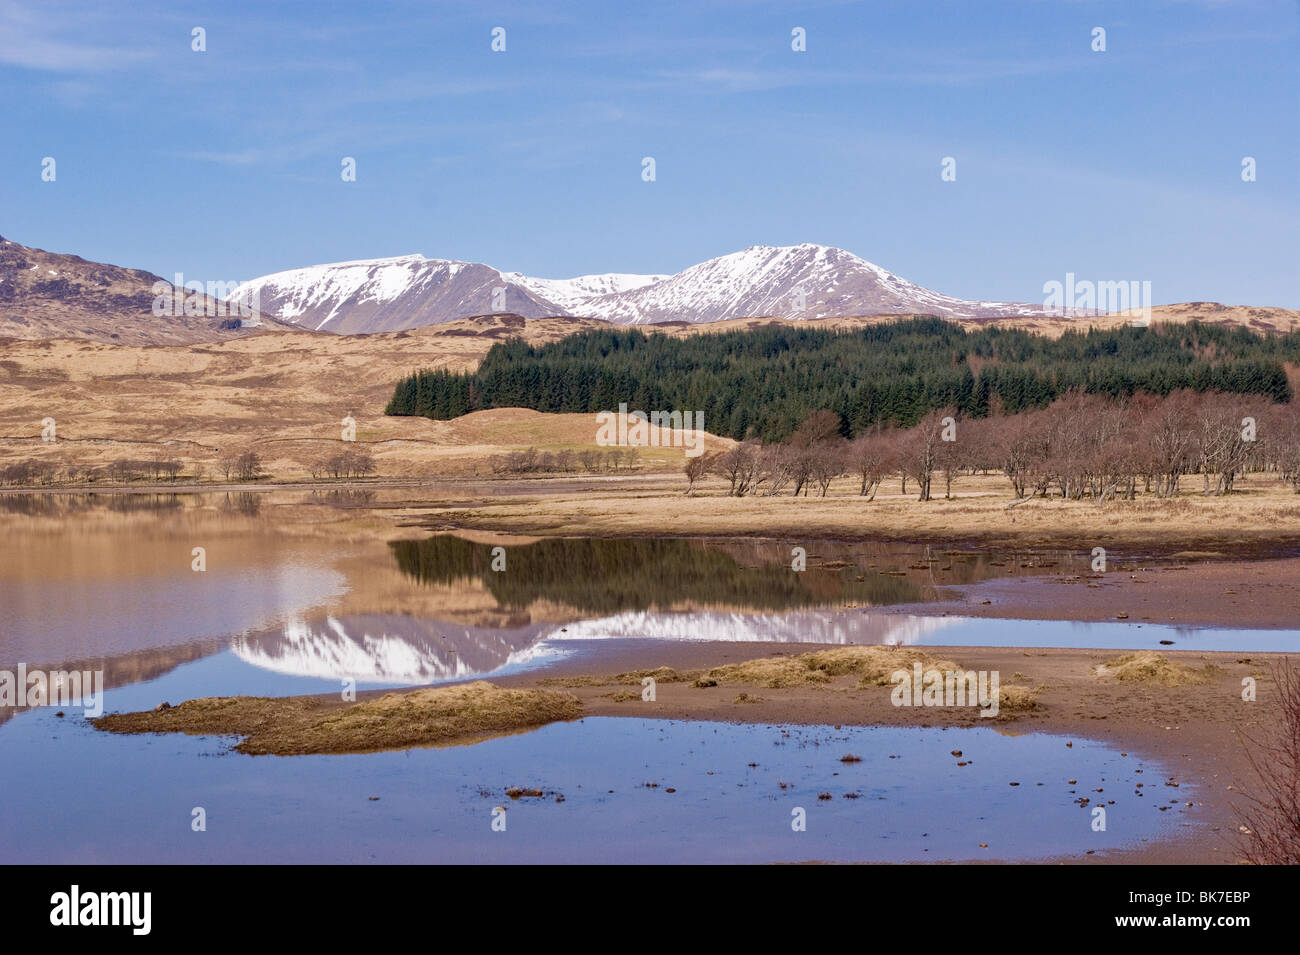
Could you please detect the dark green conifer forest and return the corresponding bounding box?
[385,318,1297,441]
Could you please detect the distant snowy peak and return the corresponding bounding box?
[506,271,670,313]
[580,244,1070,325]
[229,255,472,332]
[231,243,1074,334]
[230,254,565,334]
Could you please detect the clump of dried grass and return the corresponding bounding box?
[612,666,688,685]
[536,675,609,688]
[538,665,689,689]
[997,684,1041,711]
[702,646,960,689]
[92,680,582,756]
[1096,651,1213,686]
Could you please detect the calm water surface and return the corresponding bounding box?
[0,490,1283,862]
[0,710,1192,863]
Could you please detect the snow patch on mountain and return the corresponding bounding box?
[505,271,669,312]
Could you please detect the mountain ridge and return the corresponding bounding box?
[4,233,1299,345]
[229,242,1097,334]
[0,234,294,346]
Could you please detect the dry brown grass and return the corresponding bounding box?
[7,307,1299,545]
[426,471,1300,547]
[0,316,732,482]
[703,646,960,689]
[997,684,1041,711]
[1096,651,1214,687]
[611,666,689,685]
[537,666,689,689]
[91,680,582,755]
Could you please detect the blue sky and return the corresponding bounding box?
[1,0,1296,307]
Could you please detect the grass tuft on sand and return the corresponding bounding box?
[538,665,686,689]
[91,681,583,756]
[703,646,960,689]
[997,684,1041,711]
[1096,651,1214,687]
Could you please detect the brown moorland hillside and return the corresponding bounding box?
[3,307,1299,483]
[0,235,297,346]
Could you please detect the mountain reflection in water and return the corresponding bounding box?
[232,610,958,684]
[388,535,939,612]
[227,536,1045,683]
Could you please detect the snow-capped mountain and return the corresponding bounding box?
[229,243,1077,333]
[225,254,566,334]
[576,244,1070,325]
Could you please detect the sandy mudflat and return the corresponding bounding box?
[894,556,1300,630]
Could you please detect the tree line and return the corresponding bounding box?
[687,389,1300,502]
[386,318,1297,440]
[489,447,640,475]
[0,446,380,487]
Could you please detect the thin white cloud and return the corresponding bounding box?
[0,0,151,71]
